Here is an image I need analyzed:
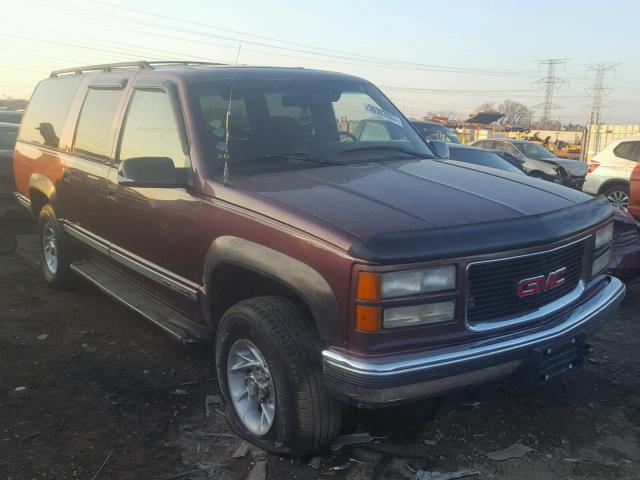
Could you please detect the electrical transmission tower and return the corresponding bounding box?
[534,58,569,129]
[584,63,618,157]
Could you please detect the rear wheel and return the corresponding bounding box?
[602,184,629,211]
[38,205,77,289]
[215,296,342,456]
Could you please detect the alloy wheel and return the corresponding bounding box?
[227,339,276,436]
[606,190,629,211]
[42,222,58,274]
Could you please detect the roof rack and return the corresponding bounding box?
[49,60,226,77]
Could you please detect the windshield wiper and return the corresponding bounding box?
[339,145,433,158]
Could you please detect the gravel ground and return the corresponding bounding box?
[1,234,639,480]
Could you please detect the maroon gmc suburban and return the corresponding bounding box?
[13,61,625,456]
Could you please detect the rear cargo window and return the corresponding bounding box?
[18,77,81,148]
[73,89,123,160]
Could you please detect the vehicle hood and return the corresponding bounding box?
[226,159,594,242]
[533,157,588,176]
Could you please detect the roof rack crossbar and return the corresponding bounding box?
[50,60,226,77]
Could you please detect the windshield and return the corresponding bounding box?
[514,142,555,159]
[415,123,460,144]
[194,78,434,176]
[448,147,524,174]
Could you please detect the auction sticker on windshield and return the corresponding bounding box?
[363,103,403,127]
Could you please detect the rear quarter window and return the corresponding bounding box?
[19,76,82,148]
[614,141,640,161]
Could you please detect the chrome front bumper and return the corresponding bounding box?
[323,276,625,407]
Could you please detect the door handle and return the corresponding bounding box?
[106,184,118,199]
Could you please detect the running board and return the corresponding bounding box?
[71,260,213,344]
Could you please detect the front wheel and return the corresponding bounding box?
[215,296,342,456]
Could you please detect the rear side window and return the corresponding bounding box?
[73,89,123,160]
[614,141,640,161]
[119,90,187,167]
[502,142,521,155]
[19,77,81,148]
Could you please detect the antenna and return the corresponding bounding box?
[222,45,242,185]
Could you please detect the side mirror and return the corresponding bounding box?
[118,157,185,188]
[429,140,450,159]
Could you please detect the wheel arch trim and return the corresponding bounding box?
[597,178,629,195]
[28,173,57,215]
[203,236,342,343]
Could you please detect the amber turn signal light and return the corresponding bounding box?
[356,272,382,301]
[355,305,382,332]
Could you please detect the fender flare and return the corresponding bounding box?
[28,173,57,211]
[598,178,629,195]
[202,236,341,343]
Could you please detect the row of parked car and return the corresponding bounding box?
[410,120,640,282]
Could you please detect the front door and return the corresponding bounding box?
[105,84,202,295]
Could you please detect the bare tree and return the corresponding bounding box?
[473,102,496,113]
[497,100,532,127]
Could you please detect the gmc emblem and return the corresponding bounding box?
[517,267,567,297]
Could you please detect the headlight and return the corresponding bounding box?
[383,301,455,329]
[380,266,456,298]
[592,248,611,277]
[595,223,614,251]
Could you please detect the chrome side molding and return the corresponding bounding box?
[63,220,201,300]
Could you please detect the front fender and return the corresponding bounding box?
[203,236,341,343]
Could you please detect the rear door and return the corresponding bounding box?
[105,80,202,293]
[59,78,129,242]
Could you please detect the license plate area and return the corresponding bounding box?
[535,334,586,383]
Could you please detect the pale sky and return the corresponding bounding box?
[1,0,639,124]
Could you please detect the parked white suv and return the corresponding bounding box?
[582,136,640,210]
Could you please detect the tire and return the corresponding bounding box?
[215,296,342,456]
[0,232,17,255]
[38,204,77,289]
[602,184,629,211]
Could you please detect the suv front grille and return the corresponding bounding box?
[466,240,586,324]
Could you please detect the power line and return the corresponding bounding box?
[584,63,619,158]
[23,0,541,78]
[533,58,569,128]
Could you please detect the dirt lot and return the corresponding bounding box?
[1,234,640,480]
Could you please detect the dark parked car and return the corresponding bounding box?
[14,61,624,455]
[0,122,25,254]
[0,110,23,124]
[411,119,461,143]
[471,138,588,189]
[446,144,526,175]
[0,122,18,168]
